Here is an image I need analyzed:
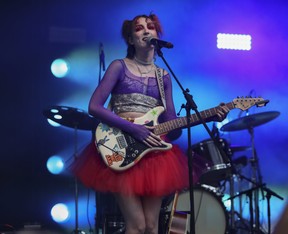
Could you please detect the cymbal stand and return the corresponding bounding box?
[263,186,284,234]
[248,126,262,233]
[228,165,245,233]
[226,181,264,233]
[229,173,236,232]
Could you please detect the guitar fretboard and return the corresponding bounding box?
[154,102,235,135]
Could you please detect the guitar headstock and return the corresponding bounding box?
[233,97,269,111]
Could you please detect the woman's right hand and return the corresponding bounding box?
[130,124,163,148]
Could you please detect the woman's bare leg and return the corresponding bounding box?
[115,194,163,234]
[115,194,146,234]
[142,196,162,234]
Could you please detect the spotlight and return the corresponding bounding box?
[51,58,70,78]
[51,203,70,223]
[217,33,252,50]
[46,156,64,174]
[222,193,231,210]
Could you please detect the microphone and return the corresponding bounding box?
[99,43,105,71]
[148,37,174,49]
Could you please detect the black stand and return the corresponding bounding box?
[72,126,84,234]
[227,174,283,234]
[155,44,231,234]
[264,186,284,234]
[98,42,105,85]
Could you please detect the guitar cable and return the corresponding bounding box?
[96,142,122,155]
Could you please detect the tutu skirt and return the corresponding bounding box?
[70,141,204,196]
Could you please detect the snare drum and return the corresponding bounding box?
[193,138,231,184]
[165,186,228,234]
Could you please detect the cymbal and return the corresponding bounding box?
[221,111,280,132]
[43,106,99,130]
[230,145,252,152]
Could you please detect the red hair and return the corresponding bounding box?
[121,14,163,59]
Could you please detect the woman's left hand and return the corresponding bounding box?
[214,103,229,122]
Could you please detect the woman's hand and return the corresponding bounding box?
[214,103,229,122]
[130,124,163,147]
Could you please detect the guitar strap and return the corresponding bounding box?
[155,66,167,110]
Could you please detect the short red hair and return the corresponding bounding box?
[121,14,163,59]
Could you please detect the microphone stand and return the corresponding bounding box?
[231,174,284,234]
[95,43,106,234]
[155,44,231,234]
[98,42,106,85]
[264,186,283,234]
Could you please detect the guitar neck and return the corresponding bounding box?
[154,101,235,135]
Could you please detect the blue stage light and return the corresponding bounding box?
[47,156,64,174]
[51,203,70,223]
[51,58,70,78]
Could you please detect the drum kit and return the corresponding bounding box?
[159,110,282,234]
[43,106,283,234]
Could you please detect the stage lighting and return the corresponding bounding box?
[51,58,70,78]
[217,33,252,50]
[47,156,64,174]
[51,203,70,223]
[222,193,231,210]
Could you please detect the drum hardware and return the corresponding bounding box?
[103,214,125,234]
[221,110,281,234]
[229,145,252,154]
[43,105,100,131]
[94,192,124,234]
[231,156,248,170]
[192,138,233,186]
[228,174,284,234]
[43,106,99,234]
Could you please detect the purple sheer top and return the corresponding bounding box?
[108,59,177,123]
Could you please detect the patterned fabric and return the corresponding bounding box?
[110,93,162,114]
[109,59,176,123]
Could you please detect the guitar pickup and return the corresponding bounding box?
[116,135,128,149]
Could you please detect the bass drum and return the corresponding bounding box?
[166,186,228,234]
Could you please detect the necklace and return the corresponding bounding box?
[134,60,155,76]
[134,56,154,65]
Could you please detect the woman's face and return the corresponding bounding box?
[130,17,158,50]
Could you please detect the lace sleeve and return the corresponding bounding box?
[160,73,182,141]
[160,73,178,122]
[88,60,137,134]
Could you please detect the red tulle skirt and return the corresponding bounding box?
[70,141,204,196]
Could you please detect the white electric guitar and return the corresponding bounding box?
[95,97,268,171]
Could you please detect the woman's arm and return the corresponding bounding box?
[89,60,159,144]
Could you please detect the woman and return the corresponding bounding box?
[72,14,229,234]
